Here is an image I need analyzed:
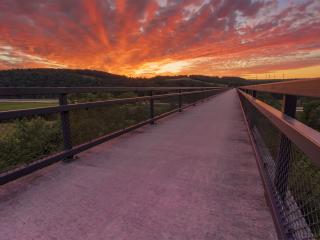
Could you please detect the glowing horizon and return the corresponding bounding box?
[0,0,319,79]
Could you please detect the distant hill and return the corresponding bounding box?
[0,69,133,87]
[0,68,279,88]
[189,75,280,87]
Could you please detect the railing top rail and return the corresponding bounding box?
[0,86,224,96]
[239,78,320,97]
[238,89,320,167]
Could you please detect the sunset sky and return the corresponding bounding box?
[0,0,319,78]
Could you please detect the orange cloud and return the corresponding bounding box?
[0,0,319,78]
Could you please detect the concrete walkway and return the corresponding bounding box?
[0,90,277,240]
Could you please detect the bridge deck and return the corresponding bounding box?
[0,90,276,240]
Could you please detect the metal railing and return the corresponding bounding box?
[0,86,225,185]
[238,79,320,239]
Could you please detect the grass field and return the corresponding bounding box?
[0,102,57,111]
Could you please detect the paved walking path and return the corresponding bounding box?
[0,89,276,240]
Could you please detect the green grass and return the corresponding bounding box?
[0,102,57,111]
[0,123,16,140]
[0,117,63,172]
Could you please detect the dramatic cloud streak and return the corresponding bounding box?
[0,0,319,78]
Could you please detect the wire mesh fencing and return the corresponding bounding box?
[239,92,320,239]
[182,90,209,106]
[0,88,223,180]
[70,102,150,146]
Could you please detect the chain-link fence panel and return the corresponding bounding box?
[240,92,320,239]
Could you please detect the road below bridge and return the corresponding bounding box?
[0,89,276,240]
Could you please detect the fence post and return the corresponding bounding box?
[252,90,257,98]
[150,90,154,124]
[275,94,297,201]
[59,93,73,161]
[178,90,182,112]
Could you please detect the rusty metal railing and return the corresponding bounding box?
[0,87,225,185]
[239,79,320,239]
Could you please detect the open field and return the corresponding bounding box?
[0,101,57,111]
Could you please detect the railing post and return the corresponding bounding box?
[252,90,257,98]
[150,90,154,124]
[59,93,73,161]
[178,90,182,112]
[275,94,297,201]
